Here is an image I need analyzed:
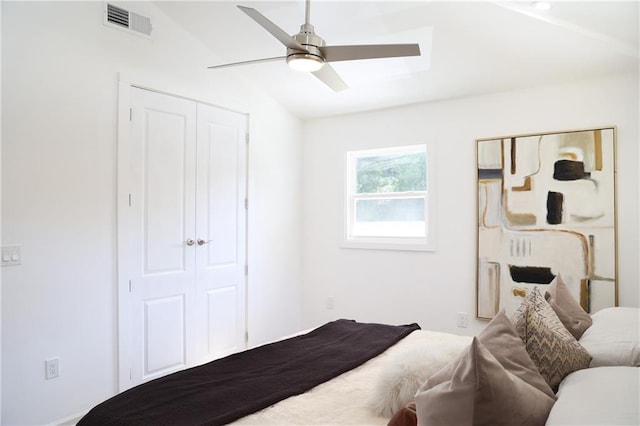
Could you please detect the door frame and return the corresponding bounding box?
[116,75,249,391]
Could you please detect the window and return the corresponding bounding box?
[344,144,436,251]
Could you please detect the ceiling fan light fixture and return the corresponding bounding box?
[287,53,325,72]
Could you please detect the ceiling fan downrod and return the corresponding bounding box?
[304,0,311,26]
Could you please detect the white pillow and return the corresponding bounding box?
[578,307,640,367]
[369,330,470,417]
[546,367,640,425]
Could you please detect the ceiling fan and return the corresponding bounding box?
[207,0,421,92]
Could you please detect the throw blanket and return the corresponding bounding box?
[78,319,420,426]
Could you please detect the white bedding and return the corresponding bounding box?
[578,307,640,367]
[232,330,471,425]
[545,366,640,425]
[230,307,640,425]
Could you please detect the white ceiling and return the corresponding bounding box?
[156,1,639,119]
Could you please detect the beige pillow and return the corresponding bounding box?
[420,310,556,399]
[414,338,556,426]
[545,274,592,339]
[511,287,591,390]
[477,310,556,399]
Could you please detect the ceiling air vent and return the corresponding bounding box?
[104,3,152,37]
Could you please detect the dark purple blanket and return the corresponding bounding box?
[78,319,420,426]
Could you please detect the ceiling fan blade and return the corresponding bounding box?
[208,56,286,70]
[321,44,421,62]
[312,64,348,92]
[237,6,308,52]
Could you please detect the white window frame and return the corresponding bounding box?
[342,143,437,252]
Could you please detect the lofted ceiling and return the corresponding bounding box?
[156,1,639,120]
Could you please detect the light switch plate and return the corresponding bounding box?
[1,246,21,266]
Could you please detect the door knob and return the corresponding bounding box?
[197,239,212,246]
[186,239,195,246]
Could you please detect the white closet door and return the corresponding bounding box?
[194,103,247,363]
[128,87,198,385]
[119,87,248,390]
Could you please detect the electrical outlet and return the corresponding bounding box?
[45,358,59,380]
[456,312,468,328]
[326,297,335,310]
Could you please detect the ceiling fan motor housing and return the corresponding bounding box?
[287,23,326,63]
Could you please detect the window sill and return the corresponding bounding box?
[341,238,436,252]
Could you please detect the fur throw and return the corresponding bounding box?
[369,330,471,417]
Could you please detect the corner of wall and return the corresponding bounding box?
[1,0,4,419]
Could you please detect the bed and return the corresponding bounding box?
[78,300,640,426]
[77,319,471,426]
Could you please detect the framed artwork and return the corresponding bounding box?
[476,127,617,319]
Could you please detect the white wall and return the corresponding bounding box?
[1,2,302,424]
[0,2,3,420]
[301,73,639,335]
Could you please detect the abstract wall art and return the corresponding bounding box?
[476,128,617,319]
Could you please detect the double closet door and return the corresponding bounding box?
[119,87,247,390]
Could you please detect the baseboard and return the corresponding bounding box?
[47,410,87,426]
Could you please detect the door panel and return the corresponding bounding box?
[195,103,247,363]
[207,287,238,356]
[206,122,241,266]
[129,87,197,385]
[143,108,191,273]
[144,295,186,377]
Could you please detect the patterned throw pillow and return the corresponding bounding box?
[478,310,556,399]
[511,287,591,391]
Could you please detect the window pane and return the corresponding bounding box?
[352,197,426,237]
[355,198,424,222]
[356,151,426,194]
